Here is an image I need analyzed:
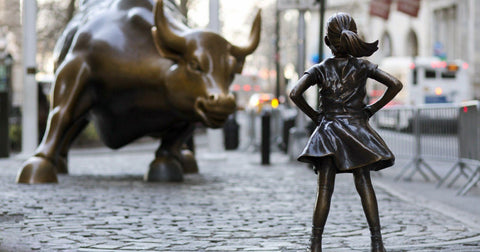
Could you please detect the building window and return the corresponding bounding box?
[406,30,419,57]
[380,32,392,57]
[433,5,457,60]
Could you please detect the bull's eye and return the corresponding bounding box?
[189,60,203,73]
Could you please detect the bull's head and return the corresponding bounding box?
[151,0,261,128]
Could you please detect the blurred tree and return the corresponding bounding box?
[36,0,77,74]
[233,1,298,97]
[36,0,193,73]
[179,0,189,20]
[175,0,196,25]
[67,0,76,21]
[0,0,22,59]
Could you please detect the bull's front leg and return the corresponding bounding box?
[145,122,198,182]
[16,58,92,184]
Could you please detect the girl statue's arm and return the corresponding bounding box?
[290,74,321,123]
[367,68,403,116]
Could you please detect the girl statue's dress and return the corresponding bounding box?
[298,56,394,173]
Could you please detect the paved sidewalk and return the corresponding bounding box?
[376,158,480,224]
[0,136,479,251]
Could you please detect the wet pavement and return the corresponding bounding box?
[0,136,479,251]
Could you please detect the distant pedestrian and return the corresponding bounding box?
[289,13,402,252]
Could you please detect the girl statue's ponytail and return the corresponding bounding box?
[340,30,378,57]
[326,13,379,57]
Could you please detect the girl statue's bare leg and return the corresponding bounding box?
[311,158,336,252]
[353,168,386,252]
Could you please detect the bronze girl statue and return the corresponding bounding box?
[290,13,402,252]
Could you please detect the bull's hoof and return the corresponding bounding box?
[181,149,198,174]
[145,157,184,182]
[16,157,58,184]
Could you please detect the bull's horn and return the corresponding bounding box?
[231,9,262,58]
[152,0,186,54]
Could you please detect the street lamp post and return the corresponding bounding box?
[275,7,281,99]
[208,0,220,32]
[22,0,38,155]
[206,0,226,157]
[316,0,326,64]
[316,0,326,109]
[297,10,306,79]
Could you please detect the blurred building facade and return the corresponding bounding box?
[304,0,480,98]
[2,0,480,106]
[0,0,23,107]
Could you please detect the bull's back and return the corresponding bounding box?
[53,0,182,70]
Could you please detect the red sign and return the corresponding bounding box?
[398,0,421,17]
[369,0,392,20]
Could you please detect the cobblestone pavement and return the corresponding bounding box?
[0,141,480,251]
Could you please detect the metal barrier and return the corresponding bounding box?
[243,102,480,195]
[373,102,480,195]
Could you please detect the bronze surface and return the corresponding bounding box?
[17,0,261,184]
[290,13,402,252]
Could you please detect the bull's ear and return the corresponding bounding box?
[233,58,246,74]
[151,0,186,61]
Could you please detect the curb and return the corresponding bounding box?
[374,179,480,231]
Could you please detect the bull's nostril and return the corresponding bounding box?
[209,94,218,101]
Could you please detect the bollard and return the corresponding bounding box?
[261,110,270,165]
[186,135,195,154]
[0,54,12,158]
[0,86,8,158]
[223,113,239,150]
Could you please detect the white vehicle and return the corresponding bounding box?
[369,57,472,130]
[368,57,471,106]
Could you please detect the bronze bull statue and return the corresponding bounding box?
[17,0,261,184]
